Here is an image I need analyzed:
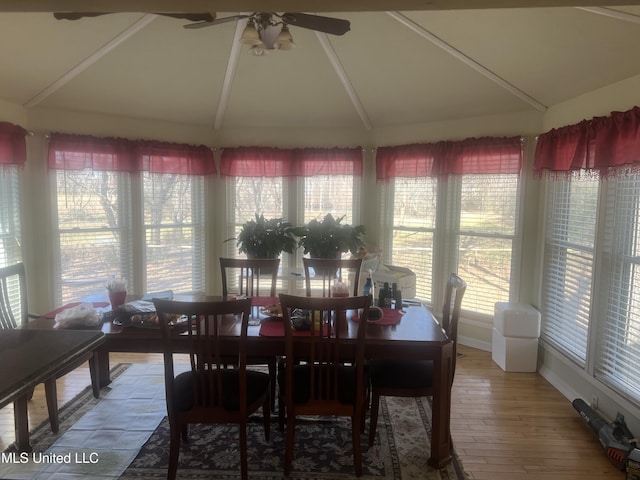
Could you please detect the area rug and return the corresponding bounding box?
[120,395,467,480]
[2,363,131,455]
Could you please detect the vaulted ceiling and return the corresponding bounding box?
[1,1,640,144]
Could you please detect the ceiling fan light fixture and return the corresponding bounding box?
[240,24,262,46]
[274,25,295,50]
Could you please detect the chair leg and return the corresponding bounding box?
[284,413,295,477]
[268,358,277,412]
[263,394,271,441]
[368,391,380,447]
[44,377,60,433]
[352,414,363,477]
[239,421,248,480]
[89,352,100,398]
[278,395,286,432]
[168,421,182,480]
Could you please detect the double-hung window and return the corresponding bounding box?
[49,135,213,303]
[53,169,133,304]
[377,137,522,314]
[221,147,362,262]
[540,172,598,364]
[536,106,640,405]
[143,171,205,294]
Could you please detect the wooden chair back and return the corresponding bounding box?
[278,293,371,476]
[302,257,362,297]
[0,263,28,329]
[219,257,280,297]
[441,273,467,380]
[153,297,270,480]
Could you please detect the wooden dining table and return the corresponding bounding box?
[28,295,454,468]
[0,328,105,451]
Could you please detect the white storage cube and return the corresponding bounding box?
[492,328,539,372]
[494,302,541,338]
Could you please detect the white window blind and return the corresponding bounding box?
[228,176,286,257]
[303,174,358,226]
[0,165,22,268]
[387,177,437,301]
[541,172,599,364]
[143,172,205,294]
[53,169,133,304]
[455,174,519,315]
[596,173,640,400]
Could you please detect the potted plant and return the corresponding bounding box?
[231,213,298,259]
[294,213,366,258]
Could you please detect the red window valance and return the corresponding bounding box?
[534,106,640,176]
[0,122,28,165]
[48,133,215,175]
[220,146,362,177]
[376,136,522,181]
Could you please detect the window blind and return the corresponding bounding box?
[143,172,205,294]
[596,173,640,400]
[54,170,133,304]
[455,174,519,315]
[388,177,437,301]
[0,165,22,268]
[541,173,598,364]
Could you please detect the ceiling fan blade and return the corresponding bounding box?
[54,12,215,22]
[183,14,249,29]
[281,12,350,36]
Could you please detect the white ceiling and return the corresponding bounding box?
[1,1,640,143]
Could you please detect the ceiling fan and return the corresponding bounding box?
[184,12,351,36]
[52,11,351,36]
[53,12,216,22]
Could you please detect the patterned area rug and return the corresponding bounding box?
[120,395,467,480]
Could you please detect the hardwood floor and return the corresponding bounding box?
[0,347,622,479]
[451,345,620,479]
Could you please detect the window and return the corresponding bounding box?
[596,173,640,400]
[49,134,214,303]
[303,174,358,225]
[53,169,133,304]
[385,177,437,301]
[377,137,522,313]
[540,172,598,364]
[455,173,520,314]
[227,176,286,257]
[222,147,362,264]
[0,165,22,268]
[143,172,205,294]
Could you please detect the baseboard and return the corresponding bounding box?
[458,335,491,352]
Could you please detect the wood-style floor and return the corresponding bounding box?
[0,346,622,479]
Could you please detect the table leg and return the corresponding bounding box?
[428,341,453,468]
[96,349,111,388]
[13,395,32,452]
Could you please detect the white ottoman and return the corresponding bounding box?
[492,302,541,372]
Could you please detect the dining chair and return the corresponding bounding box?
[367,273,466,447]
[0,262,100,433]
[219,257,280,298]
[302,257,363,297]
[278,293,371,477]
[153,297,271,480]
[219,257,280,411]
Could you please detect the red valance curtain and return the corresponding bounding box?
[376,136,522,181]
[47,133,215,174]
[220,146,362,177]
[534,106,640,176]
[0,122,28,165]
